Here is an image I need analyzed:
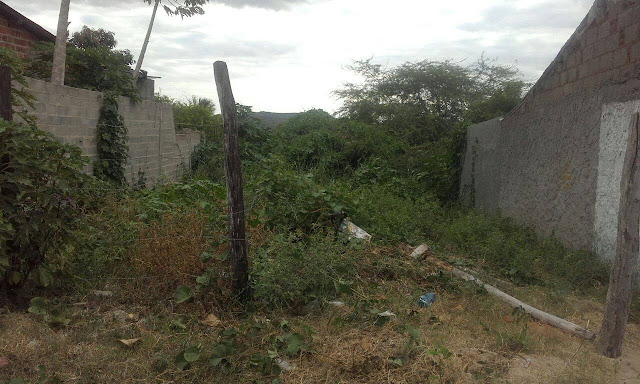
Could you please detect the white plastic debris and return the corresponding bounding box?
[378,311,396,318]
[92,290,113,297]
[328,301,345,307]
[340,220,372,241]
[275,358,297,372]
[410,244,430,259]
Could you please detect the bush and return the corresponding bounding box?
[348,184,443,245]
[190,140,225,182]
[247,157,352,233]
[439,210,609,286]
[26,26,138,98]
[0,121,90,292]
[251,231,356,308]
[270,111,404,176]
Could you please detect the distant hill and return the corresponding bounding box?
[252,111,299,129]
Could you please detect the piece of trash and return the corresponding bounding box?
[200,314,222,328]
[328,301,345,307]
[118,338,141,347]
[92,290,113,298]
[410,244,430,259]
[418,293,436,308]
[378,311,396,318]
[521,357,531,368]
[275,358,297,372]
[340,220,372,241]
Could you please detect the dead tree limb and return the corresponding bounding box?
[597,112,640,358]
[425,256,596,340]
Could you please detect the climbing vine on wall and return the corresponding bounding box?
[94,93,129,184]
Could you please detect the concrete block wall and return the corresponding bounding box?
[15,77,201,186]
[460,0,640,266]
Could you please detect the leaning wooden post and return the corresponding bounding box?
[597,112,640,358]
[213,61,249,301]
[0,66,12,121]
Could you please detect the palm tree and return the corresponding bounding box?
[132,0,210,83]
[51,0,70,85]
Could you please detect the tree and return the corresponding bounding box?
[133,0,210,82]
[335,57,527,144]
[26,26,138,98]
[333,56,527,202]
[51,0,70,85]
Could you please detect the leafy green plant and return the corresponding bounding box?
[26,26,138,98]
[28,297,70,326]
[174,286,193,303]
[0,121,90,292]
[249,353,281,376]
[0,47,36,125]
[93,93,129,185]
[175,345,201,370]
[251,231,356,308]
[247,158,352,232]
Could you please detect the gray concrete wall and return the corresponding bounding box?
[460,0,640,264]
[459,118,501,212]
[14,77,200,186]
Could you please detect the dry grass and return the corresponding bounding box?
[0,245,637,383]
[130,211,214,286]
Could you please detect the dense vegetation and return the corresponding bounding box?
[0,51,612,382]
[26,26,138,98]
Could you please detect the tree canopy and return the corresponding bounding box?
[143,0,210,18]
[335,56,528,144]
[26,26,138,98]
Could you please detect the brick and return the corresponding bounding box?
[631,42,640,63]
[594,33,617,57]
[599,51,614,71]
[585,26,599,46]
[599,19,613,39]
[626,23,640,44]
[614,47,629,66]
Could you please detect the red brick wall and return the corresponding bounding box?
[0,14,38,59]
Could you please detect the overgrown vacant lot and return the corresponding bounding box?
[1,178,638,383]
[3,56,639,383]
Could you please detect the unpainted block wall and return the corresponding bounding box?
[460,0,640,264]
[15,77,201,186]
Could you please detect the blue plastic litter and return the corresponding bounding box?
[418,293,436,308]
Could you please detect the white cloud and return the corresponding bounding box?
[8,0,595,113]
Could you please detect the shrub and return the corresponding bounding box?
[130,211,214,286]
[247,157,352,233]
[348,184,443,245]
[270,111,404,176]
[440,210,609,286]
[190,140,225,182]
[0,121,90,292]
[251,231,356,308]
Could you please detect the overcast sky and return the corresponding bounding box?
[11,0,594,113]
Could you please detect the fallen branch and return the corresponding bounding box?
[424,255,596,340]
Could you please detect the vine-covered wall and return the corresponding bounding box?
[14,77,201,186]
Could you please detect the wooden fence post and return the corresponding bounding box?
[213,61,249,301]
[0,66,12,122]
[597,112,640,358]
